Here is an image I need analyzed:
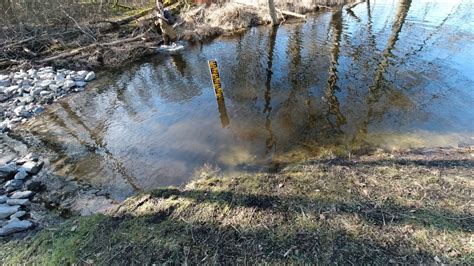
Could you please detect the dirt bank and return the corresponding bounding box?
[0,0,354,72]
[1,147,472,264]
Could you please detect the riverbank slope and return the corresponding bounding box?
[1,147,472,264]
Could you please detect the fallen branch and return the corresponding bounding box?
[91,8,154,27]
[277,9,306,19]
[346,0,365,10]
[38,34,147,63]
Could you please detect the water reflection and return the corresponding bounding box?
[23,0,474,199]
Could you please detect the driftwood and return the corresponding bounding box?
[277,9,306,19]
[38,34,147,63]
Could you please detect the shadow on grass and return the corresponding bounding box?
[148,187,473,233]
[311,158,474,169]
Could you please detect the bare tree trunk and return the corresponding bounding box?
[267,0,278,26]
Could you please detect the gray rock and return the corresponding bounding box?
[18,161,44,175]
[25,180,46,192]
[13,106,30,118]
[32,106,46,115]
[4,179,23,192]
[0,163,17,179]
[10,211,26,219]
[75,81,87,87]
[10,191,34,199]
[0,196,7,204]
[14,169,28,180]
[39,90,52,97]
[30,87,43,96]
[63,80,75,89]
[85,71,96,81]
[18,95,34,104]
[0,204,20,219]
[36,79,53,88]
[0,218,33,236]
[7,198,30,206]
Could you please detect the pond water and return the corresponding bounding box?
[24,0,474,199]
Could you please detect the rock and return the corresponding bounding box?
[32,106,45,115]
[75,81,87,87]
[14,169,28,180]
[77,70,88,77]
[0,196,7,204]
[39,90,52,97]
[13,106,30,118]
[36,79,53,88]
[30,87,43,96]
[25,181,46,192]
[0,75,10,87]
[63,80,76,89]
[0,163,17,179]
[4,179,23,192]
[85,71,96,81]
[0,204,20,219]
[10,211,26,219]
[0,218,33,236]
[7,198,30,206]
[18,161,44,175]
[10,191,34,199]
[18,95,34,104]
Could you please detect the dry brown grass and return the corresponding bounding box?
[1,148,472,264]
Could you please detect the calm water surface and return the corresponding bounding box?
[25,0,474,199]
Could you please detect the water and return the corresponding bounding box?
[23,0,474,199]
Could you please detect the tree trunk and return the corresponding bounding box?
[267,0,278,26]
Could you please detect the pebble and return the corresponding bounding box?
[0,67,96,131]
[10,190,34,199]
[0,218,33,236]
[7,198,30,206]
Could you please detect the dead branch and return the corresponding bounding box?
[91,8,154,27]
[346,0,366,10]
[277,9,306,19]
[39,34,147,63]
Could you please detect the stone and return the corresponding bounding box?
[7,198,30,206]
[18,161,44,175]
[4,179,23,192]
[63,80,75,89]
[85,71,96,81]
[30,87,43,96]
[14,169,28,180]
[13,106,30,118]
[32,106,46,115]
[0,196,7,204]
[10,211,26,219]
[0,218,33,236]
[0,204,20,219]
[0,163,17,179]
[18,95,34,104]
[26,181,46,192]
[75,81,87,87]
[39,90,52,97]
[10,191,34,199]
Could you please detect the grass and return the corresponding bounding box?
[1,150,473,264]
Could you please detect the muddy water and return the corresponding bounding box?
[23,0,474,199]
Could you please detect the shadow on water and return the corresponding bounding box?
[21,0,474,199]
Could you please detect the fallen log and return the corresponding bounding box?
[277,9,306,19]
[38,34,147,63]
